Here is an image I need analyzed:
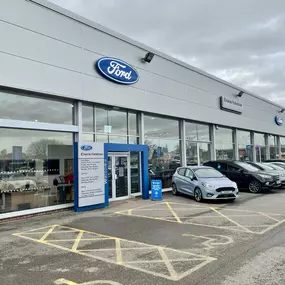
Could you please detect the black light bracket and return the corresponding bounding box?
[236,91,244,97]
[141,52,155,63]
[279,109,285,113]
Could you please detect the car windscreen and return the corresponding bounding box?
[256,163,274,171]
[266,164,284,171]
[193,168,224,178]
[234,162,259,172]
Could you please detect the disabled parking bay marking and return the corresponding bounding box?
[13,225,216,281]
[116,202,285,234]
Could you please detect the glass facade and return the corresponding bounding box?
[144,115,181,188]
[185,122,211,165]
[255,133,266,162]
[1,90,285,217]
[0,91,74,125]
[215,127,234,160]
[268,135,278,159]
[0,129,73,214]
[237,130,253,161]
[82,105,138,144]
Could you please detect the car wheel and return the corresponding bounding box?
[8,185,15,191]
[194,187,203,202]
[248,180,262,193]
[172,183,179,196]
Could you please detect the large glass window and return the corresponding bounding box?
[185,122,211,165]
[268,135,279,159]
[215,127,234,160]
[82,105,138,144]
[144,115,180,188]
[255,133,267,162]
[0,91,74,125]
[237,130,253,161]
[280,137,285,158]
[0,129,73,214]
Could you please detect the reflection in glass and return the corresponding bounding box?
[255,133,266,162]
[130,152,140,194]
[280,137,285,159]
[0,128,73,214]
[82,105,94,132]
[269,135,278,159]
[237,130,253,161]
[128,113,138,136]
[115,156,128,198]
[215,127,234,160]
[0,91,74,125]
[199,143,211,164]
[186,142,198,165]
[185,122,210,142]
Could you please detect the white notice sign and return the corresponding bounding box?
[78,142,105,207]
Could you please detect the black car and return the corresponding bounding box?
[265,159,285,163]
[203,160,281,193]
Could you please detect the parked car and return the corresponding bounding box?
[264,159,285,163]
[267,161,285,170]
[172,166,238,202]
[203,160,281,193]
[0,173,37,191]
[246,162,285,187]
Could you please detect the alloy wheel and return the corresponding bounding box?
[194,188,202,202]
[249,180,261,193]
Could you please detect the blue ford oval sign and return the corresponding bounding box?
[96,57,139,84]
[275,115,283,126]
[81,145,93,151]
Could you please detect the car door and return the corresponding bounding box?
[184,168,196,195]
[227,164,249,188]
[174,168,186,192]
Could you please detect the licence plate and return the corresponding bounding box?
[221,191,232,194]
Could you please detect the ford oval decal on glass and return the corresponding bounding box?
[81,145,93,151]
[96,57,139,84]
[275,115,283,126]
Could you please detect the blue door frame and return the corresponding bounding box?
[74,142,149,212]
[104,143,149,207]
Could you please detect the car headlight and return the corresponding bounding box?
[201,182,214,188]
[257,174,273,180]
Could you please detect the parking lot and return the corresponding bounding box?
[1,190,285,285]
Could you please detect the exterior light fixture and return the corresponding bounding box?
[237,91,244,97]
[279,109,285,113]
[141,52,155,63]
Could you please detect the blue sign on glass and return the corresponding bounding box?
[151,180,162,201]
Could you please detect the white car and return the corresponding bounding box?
[0,173,37,191]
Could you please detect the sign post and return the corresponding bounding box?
[151,180,162,201]
[74,142,106,211]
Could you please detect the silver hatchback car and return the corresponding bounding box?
[172,166,239,202]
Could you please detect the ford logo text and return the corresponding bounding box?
[80,145,93,151]
[96,57,139,84]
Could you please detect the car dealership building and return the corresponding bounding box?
[1,0,285,218]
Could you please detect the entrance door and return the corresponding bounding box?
[108,153,130,200]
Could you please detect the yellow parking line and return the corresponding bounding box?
[257,212,280,222]
[127,209,132,215]
[39,225,57,242]
[158,247,178,280]
[210,207,253,233]
[72,231,84,252]
[165,202,182,223]
[115,238,123,264]
[55,278,79,285]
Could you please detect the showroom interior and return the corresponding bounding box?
[1,0,285,218]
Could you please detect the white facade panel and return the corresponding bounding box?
[0,0,284,136]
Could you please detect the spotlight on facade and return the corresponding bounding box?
[141,52,155,63]
[279,109,285,113]
[237,91,244,97]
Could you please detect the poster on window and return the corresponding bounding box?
[78,142,105,207]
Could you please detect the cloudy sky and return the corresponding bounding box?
[48,0,285,103]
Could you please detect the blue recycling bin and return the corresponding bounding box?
[151,180,162,201]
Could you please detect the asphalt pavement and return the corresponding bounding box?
[1,189,285,285]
